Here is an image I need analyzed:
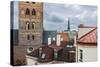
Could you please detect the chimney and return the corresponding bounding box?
[39,48,42,57]
[74,35,77,47]
[48,37,51,45]
[78,24,84,28]
[56,34,61,46]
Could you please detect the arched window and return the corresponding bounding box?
[26,8,30,15]
[26,22,30,30]
[32,35,35,40]
[32,22,35,29]
[27,35,30,40]
[32,8,36,15]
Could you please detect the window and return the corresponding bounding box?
[26,1,29,3]
[26,8,30,15]
[32,2,35,4]
[32,35,35,40]
[32,8,36,15]
[32,22,35,29]
[41,53,46,59]
[53,37,55,41]
[27,47,33,53]
[54,49,58,60]
[27,35,30,40]
[79,49,83,62]
[28,47,33,51]
[26,22,30,30]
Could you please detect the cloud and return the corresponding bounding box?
[45,12,64,23]
[44,3,97,31]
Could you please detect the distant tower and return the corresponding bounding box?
[67,18,70,31]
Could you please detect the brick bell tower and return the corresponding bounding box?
[19,1,43,49]
[13,1,43,65]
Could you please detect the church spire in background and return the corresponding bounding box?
[67,17,70,31]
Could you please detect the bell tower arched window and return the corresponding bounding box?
[32,8,36,15]
[32,35,35,40]
[26,22,30,30]
[26,8,30,15]
[32,22,35,29]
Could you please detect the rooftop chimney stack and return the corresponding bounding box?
[56,34,61,46]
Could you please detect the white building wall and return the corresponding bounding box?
[77,46,97,62]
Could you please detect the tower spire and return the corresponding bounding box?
[67,17,70,31]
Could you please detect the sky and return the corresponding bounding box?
[12,1,19,29]
[43,3,97,31]
[12,2,97,31]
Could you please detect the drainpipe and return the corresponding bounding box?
[74,35,78,62]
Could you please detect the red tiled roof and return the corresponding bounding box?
[49,41,67,52]
[78,28,97,44]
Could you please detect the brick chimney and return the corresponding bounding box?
[78,24,84,28]
[56,34,61,46]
